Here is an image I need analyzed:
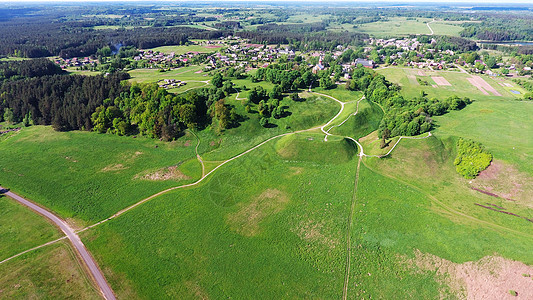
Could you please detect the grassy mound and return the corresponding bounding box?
[454,138,493,179]
[331,99,383,139]
[275,133,356,164]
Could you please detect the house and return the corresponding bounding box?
[354,58,375,69]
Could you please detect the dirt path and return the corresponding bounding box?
[342,156,362,300]
[322,96,366,141]
[427,19,435,35]
[188,130,205,177]
[0,188,115,300]
[233,87,246,101]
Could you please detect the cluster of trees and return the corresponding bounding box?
[252,65,316,92]
[0,18,223,58]
[454,138,493,179]
[0,73,129,131]
[345,66,471,139]
[460,16,533,41]
[0,59,63,82]
[432,36,478,52]
[238,31,368,51]
[512,79,533,100]
[92,78,243,139]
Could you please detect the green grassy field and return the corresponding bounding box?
[355,17,432,37]
[377,67,527,101]
[0,241,102,299]
[0,196,61,260]
[196,92,339,162]
[128,66,210,84]
[0,126,200,225]
[81,138,433,299]
[146,44,222,54]
[2,61,532,299]
[330,99,383,140]
[344,17,464,37]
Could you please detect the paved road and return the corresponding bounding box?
[0,187,116,300]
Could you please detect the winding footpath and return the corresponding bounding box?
[0,188,116,300]
[427,19,435,35]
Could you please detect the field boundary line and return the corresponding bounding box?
[0,236,67,265]
[342,156,362,300]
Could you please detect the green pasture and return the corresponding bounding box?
[146,44,222,55]
[196,92,339,162]
[429,21,464,36]
[355,17,433,37]
[330,99,383,140]
[0,241,101,299]
[128,66,210,84]
[377,67,527,101]
[81,140,375,299]
[0,196,61,259]
[313,86,364,103]
[0,126,200,225]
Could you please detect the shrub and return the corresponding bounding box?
[454,138,492,179]
[509,290,518,296]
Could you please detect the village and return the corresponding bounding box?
[51,35,531,81]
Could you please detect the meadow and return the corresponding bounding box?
[128,65,209,84]
[344,17,465,37]
[0,196,61,260]
[377,67,527,101]
[0,240,102,299]
[146,43,222,55]
[0,196,101,299]
[0,126,200,225]
[81,138,445,299]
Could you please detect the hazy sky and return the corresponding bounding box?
[1,0,533,3]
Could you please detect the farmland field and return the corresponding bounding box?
[128,66,210,84]
[0,241,102,299]
[146,44,223,55]
[377,67,527,100]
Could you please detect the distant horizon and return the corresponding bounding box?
[1,0,533,4]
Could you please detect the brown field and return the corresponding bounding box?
[432,76,452,86]
[467,76,502,96]
[417,70,426,76]
[413,251,533,300]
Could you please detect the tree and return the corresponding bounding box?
[319,76,335,90]
[212,73,223,88]
[3,108,15,124]
[269,85,283,100]
[259,117,269,127]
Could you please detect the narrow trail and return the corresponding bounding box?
[233,87,246,101]
[342,156,362,300]
[321,96,365,141]
[0,236,67,265]
[311,92,352,142]
[188,130,205,177]
[176,80,210,94]
[427,19,435,35]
